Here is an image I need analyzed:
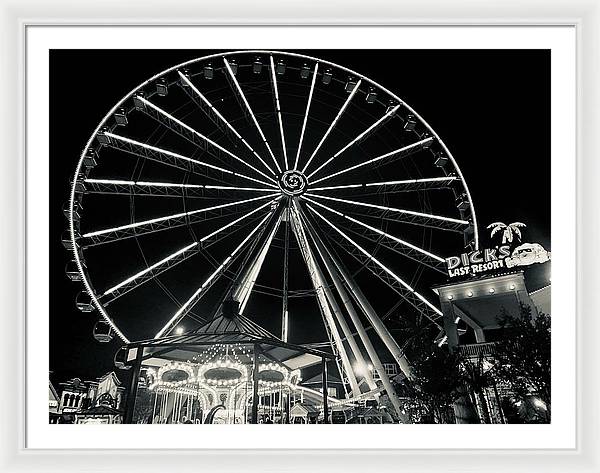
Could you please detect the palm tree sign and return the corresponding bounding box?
[487,222,526,244]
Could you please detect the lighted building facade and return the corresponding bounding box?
[433,269,551,423]
[49,372,126,424]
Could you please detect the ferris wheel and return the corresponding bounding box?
[65,50,478,405]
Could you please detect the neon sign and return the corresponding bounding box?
[446,222,550,278]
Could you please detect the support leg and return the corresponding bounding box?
[322,357,329,424]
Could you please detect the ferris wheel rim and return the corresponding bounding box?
[68,49,479,345]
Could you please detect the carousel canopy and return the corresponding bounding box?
[122,311,334,371]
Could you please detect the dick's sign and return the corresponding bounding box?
[445,243,551,278]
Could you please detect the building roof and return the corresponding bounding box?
[78,405,122,416]
[290,402,320,416]
[86,371,123,388]
[301,372,344,386]
[123,311,335,372]
[48,380,59,403]
[48,380,60,413]
[530,284,551,315]
[59,377,87,392]
[131,312,292,348]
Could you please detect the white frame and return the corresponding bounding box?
[2,0,599,471]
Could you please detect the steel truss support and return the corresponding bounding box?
[289,201,360,397]
[303,196,446,272]
[99,132,276,189]
[305,193,468,232]
[269,56,289,170]
[310,176,459,195]
[281,205,290,342]
[294,62,319,171]
[98,214,264,305]
[296,221,375,395]
[230,203,285,313]
[307,105,400,180]
[307,203,443,325]
[177,71,235,140]
[301,213,408,422]
[301,80,362,175]
[132,95,276,184]
[303,205,416,379]
[154,208,277,338]
[177,71,277,177]
[81,195,277,247]
[223,58,282,174]
[310,136,435,186]
[83,178,274,199]
[332,235,442,325]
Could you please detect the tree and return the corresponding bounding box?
[491,304,551,422]
[403,344,465,423]
[487,222,526,244]
[390,315,480,423]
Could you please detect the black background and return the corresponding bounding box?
[49,49,550,386]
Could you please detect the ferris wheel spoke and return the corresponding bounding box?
[307,105,400,179]
[235,209,283,314]
[294,63,319,171]
[99,132,277,189]
[305,193,469,232]
[98,213,269,305]
[309,176,459,196]
[305,203,443,325]
[133,95,278,184]
[330,236,443,326]
[301,196,446,272]
[310,136,435,186]
[281,207,290,342]
[177,71,278,177]
[155,210,277,338]
[269,56,289,170]
[100,242,199,302]
[223,58,282,173]
[83,178,274,198]
[80,194,278,246]
[301,80,362,175]
[198,197,280,247]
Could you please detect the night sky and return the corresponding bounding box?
[49,49,550,387]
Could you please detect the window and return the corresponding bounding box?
[384,363,398,377]
[372,363,398,380]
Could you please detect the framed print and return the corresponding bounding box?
[1,1,599,472]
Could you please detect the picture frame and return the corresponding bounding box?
[1,0,598,471]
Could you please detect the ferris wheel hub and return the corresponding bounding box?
[278,170,308,196]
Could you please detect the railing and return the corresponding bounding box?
[459,342,497,358]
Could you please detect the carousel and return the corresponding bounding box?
[116,300,336,424]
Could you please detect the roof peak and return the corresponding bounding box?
[191,311,279,341]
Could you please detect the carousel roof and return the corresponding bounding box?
[121,311,334,372]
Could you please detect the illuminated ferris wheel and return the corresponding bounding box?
[65,51,478,416]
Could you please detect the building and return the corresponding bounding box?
[433,269,551,424]
[48,380,60,423]
[50,371,126,424]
